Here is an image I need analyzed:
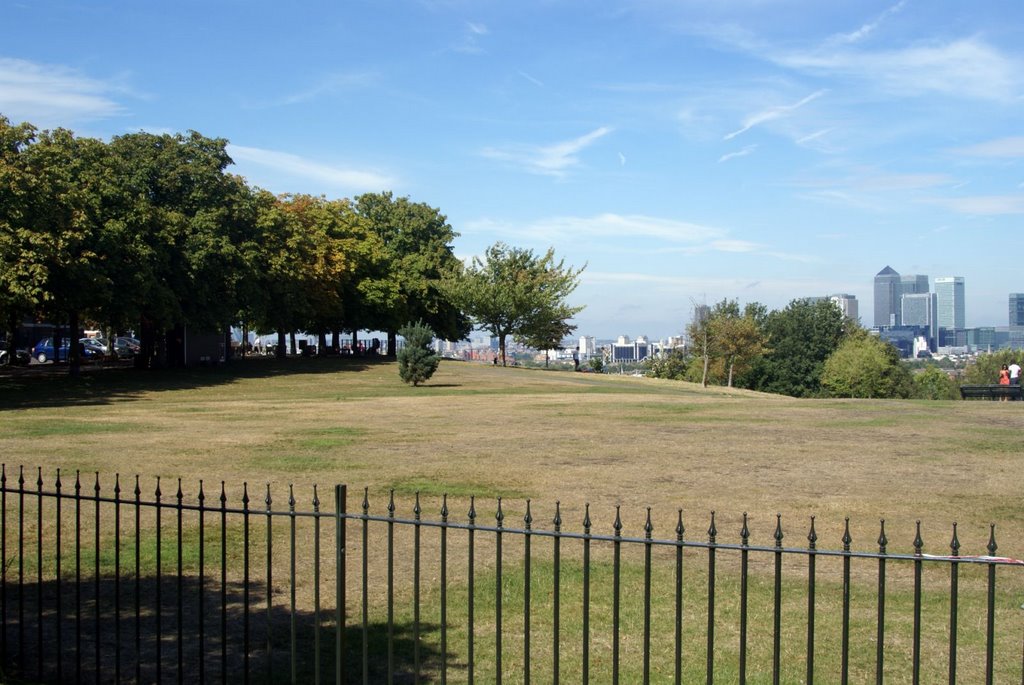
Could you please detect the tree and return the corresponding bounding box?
[745,298,849,397]
[912,366,960,400]
[452,242,584,366]
[644,347,690,380]
[355,193,470,354]
[685,299,767,387]
[821,330,913,398]
[397,320,439,386]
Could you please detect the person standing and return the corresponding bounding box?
[1009,360,1022,400]
[998,364,1011,402]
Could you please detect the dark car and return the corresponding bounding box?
[0,342,30,367]
[32,337,103,363]
[113,336,140,358]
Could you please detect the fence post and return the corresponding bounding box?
[335,484,346,685]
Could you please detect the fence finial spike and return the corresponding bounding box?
[913,520,923,555]
[440,493,449,521]
[583,503,591,533]
[414,491,422,520]
[388,489,395,517]
[468,495,476,524]
[877,519,888,554]
[553,501,561,531]
[265,483,272,508]
[808,516,817,550]
[288,484,296,510]
[644,507,653,539]
[312,484,320,511]
[362,487,369,513]
[676,509,685,541]
[524,499,532,529]
[950,522,960,557]
[987,523,997,556]
[197,479,204,504]
[774,513,784,547]
[740,512,750,546]
[613,505,622,537]
[842,517,852,551]
[496,497,504,528]
[708,510,717,543]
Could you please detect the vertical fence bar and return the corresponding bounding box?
[807,517,818,685]
[197,481,205,685]
[582,504,591,685]
[414,493,422,684]
[135,476,142,685]
[289,485,297,685]
[643,508,653,685]
[675,510,684,685]
[220,482,227,685]
[115,475,122,685]
[739,514,749,685]
[388,490,396,684]
[55,470,63,684]
[361,488,368,684]
[440,495,449,685]
[95,473,102,684]
[313,486,322,685]
[75,470,82,683]
[912,522,923,685]
[155,476,163,685]
[17,466,24,674]
[523,500,533,685]
[495,498,504,685]
[36,468,43,681]
[612,506,621,685]
[552,502,561,685]
[772,514,783,685]
[985,524,997,685]
[334,484,346,685]
[265,484,273,684]
[467,497,476,685]
[948,523,959,685]
[0,464,5,667]
[177,479,184,685]
[841,519,851,685]
[243,483,250,685]
[706,511,717,685]
[876,520,888,685]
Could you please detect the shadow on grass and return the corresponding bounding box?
[0,356,388,412]
[0,573,451,684]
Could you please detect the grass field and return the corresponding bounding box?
[1,357,1022,682]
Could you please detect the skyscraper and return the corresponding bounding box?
[1010,293,1024,326]
[874,266,901,327]
[830,293,859,324]
[934,277,965,331]
[900,274,929,297]
[901,292,937,347]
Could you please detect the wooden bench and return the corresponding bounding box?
[959,384,1022,400]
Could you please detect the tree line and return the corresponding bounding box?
[0,116,584,373]
[648,297,966,400]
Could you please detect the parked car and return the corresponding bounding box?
[32,337,103,363]
[0,342,30,367]
[113,336,140,358]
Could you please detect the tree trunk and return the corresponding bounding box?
[276,330,287,358]
[289,332,297,356]
[499,335,507,366]
[68,310,80,377]
[318,331,328,356]
[727,360,734,388]
[387,330,397,358]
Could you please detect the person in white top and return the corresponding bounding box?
[1009,361,1021,386]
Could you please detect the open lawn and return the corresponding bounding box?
[2,357,1021,554]
[1,357,1022,682]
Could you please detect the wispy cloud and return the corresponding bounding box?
[517,70,544,88]
[927,195,1024,215]
[718,144,757,163]
[773,37,1022,101]
[251,72,376,108]
[0,57,127,125]
[481,126,613,177]
[227,145,396,192]
[828,0,907,46]
[451,21,488,54]
[724,90,827,140]
[951,136,1024,158]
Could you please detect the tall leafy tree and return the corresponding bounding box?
[452,242,584,366]
[745,298,849,397]
[685,299,767,387]
[355,192,469,354]
[0,117,40,343]
[821,329,913,398]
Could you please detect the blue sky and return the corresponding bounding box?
[4,1,1024,338]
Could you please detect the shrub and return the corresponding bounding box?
[397,320,439,386]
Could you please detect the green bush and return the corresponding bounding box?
[397,320,439,386]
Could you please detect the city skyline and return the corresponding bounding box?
[4,2,1024,338]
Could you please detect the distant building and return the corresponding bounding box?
[874,266,901,327]
[610,335,651,362]
[900,274,929,297]
[901,292,937,350]
[935,276,965,331]
[1010,293,1024,326]
[578,336,596,358]
[829,293,859,324]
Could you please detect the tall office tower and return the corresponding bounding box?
[901,292,937,345]
[934,276,965,330]
[829,293,859,323]
[874,266,901,327]
[1011,293,1024,326]
[900,274,929,297]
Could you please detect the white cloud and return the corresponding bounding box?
[724,90,827,141]
[773,37,1022,101]
[952,136,1024,158]
[465,213,724,244]
[0,57,126,125]
[227,145,396,192]
[718,144,757,163]
[827,1,907,46]
[254,72,377,108]
[928,195,1024,215]
[481,126,613,177]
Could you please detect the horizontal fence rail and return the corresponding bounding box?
[1,465,1023,684]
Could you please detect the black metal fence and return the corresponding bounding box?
[1,465,1022,684]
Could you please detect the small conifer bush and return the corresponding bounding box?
[397,320,439,386]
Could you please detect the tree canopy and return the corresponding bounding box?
[820,329,913,399]
[451,242,584,366]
